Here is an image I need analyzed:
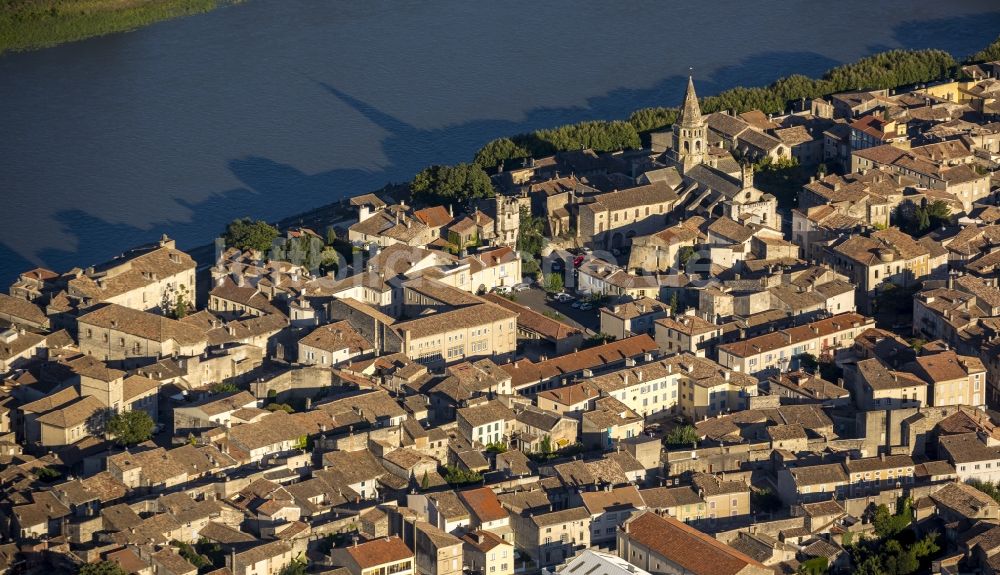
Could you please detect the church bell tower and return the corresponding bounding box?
[672,76,706,173]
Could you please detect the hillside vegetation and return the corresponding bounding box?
[0,0,222,54]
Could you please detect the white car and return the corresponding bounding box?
[554,293,574,303]
[512,284,529,292]
[492,286,511,295]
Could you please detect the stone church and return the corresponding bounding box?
[667,77,780,230]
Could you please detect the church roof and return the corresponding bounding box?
[678,76,703,128]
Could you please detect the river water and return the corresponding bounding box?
[2,0,1000,284]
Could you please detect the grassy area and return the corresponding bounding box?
[0,0,225,55]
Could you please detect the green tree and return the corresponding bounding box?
[797,353,818,373]
[421,470,430,490]
[628,107,679,134]
[873,498,913,539]
[544,272,564,294]
[925,200,952,227]
[485,441,508,454]
[209,381,239,394]
[171,540,211,570]
[677,246,696,269]
[79,561,128,575]
[517,207,545,258]
[665,425,699,447]
[539,435,553,455]
[410,163,495,205]
[278,560,307,575]
[320,246,340,273]
[668,291,679,314]
[797,557,828,575]
[533,120,641,153]
[223,218,279,253]
[106,410,155,446]
[968,34,1000,63]
[443,465,483,486]
[325,226,338,246]
[173,293,188,319]
[914,207,931,232]
[474,137,531,169]
[970,479,1000,503]
[33,466,62,482]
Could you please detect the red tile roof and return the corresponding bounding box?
[624,511,767,575]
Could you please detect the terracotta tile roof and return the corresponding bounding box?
[655,313,719,336]
[458,487,508,523]
[914,350,985,383]
[123,374,159,402]
[210,277,283,315]
[299,320,374,354]
[844,454,914,473]
[392,301,516,340]
[708,216,754,243]
[500,334,657,388]
[457,399,515,428]
[344,536,413,568]
[929,481,996,516]
[580,485,645,514]
[78,303,207,346]
[717,312,872,358]
[623,511,767,575]
[0,294,48,327]
[413,206,453,228]
[639,486,703,509]
[482,293,581,340]
[789,463,848,486]
[67,240,195,303]
[537,382,599,407]
[461,529,509,552]
[68,354,126,381]
[939,432,1000,464]
[856,358,927,391]
[190,391,257,416]
[852,144,908,166]
[36,395,104,428]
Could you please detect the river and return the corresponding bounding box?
[2,0,1000,284]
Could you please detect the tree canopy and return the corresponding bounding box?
[544,272,564,294]
[223,218,279,253]
[79,562,128,575]
[665,425,699,447]
[967,34,1000,64]
[106,410,155,446]
[410,163,495,206]
[474,137,531,169]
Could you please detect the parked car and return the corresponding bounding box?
[572,255,585,268]
[554,293,574,303]
[492,286,511,295]
[579,303,593,311]
[512,283,529,292]
[571,300,583,308]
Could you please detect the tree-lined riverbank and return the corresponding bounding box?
[0,0,226,54]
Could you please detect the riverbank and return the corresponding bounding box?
[0,0,227,54]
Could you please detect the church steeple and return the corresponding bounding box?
[678,75,703,127]
[671,75,706,173]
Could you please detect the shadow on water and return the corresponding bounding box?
[25,49,843,283]
[8,9,1000,282]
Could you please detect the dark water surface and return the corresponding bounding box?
[2,1,1000,283]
